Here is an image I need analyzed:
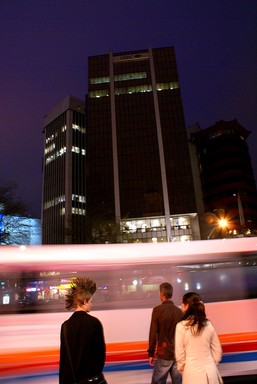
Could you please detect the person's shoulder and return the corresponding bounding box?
[88,313,103,326]
[205,320,213,327]
[153,303,163,311]
[73,312,103,328]
[171,302,183,315]
[176,320,186,330]
[173,302,182,311]
[206,320,216,331]
[62,312,76,324]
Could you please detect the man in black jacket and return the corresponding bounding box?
[59,277,107,384]
[148,282,183,384]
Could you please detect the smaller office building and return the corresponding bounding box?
[42,96,86,244]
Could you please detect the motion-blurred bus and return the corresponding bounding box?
[0,238,257,383]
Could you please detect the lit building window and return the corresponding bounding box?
[44,196,65,210]
[72,124,85,133]
[45,147,66,165]
[72,146,86,155]
[58,147,66,156]
[89,72,147,85]
[170,216,190,230]
[72,146,80,154]
[156,82,179,91]
[114,72,147,81]
[121,216,166,233]
[46,134,56,144]
[72,194,86,203]
[88,82,178,98]
[45,143,55,154]
[120,215,193,243]
[72,207,86,215]
[45,154,55,165]
[88,89,109,98]
[89,76,110,84]
[180,235,191,242]
[115,84,152,95]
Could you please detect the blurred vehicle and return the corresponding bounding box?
[0,239,257,383]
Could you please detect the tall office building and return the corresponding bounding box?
[86,47,200,242]
[42,96,86,244]
[190,119,257,237]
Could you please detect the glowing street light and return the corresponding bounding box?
[219,218,228,228]
[207,216,228,240]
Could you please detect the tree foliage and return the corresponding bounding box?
[90,219,121,244]
[0,180,27,215]
[0,180,30,245]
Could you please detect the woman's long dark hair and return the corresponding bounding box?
[182,292,207,335]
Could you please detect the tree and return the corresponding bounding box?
[89,219,121,244]
[0,180,31,245]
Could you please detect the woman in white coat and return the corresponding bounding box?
[175,292,223,384]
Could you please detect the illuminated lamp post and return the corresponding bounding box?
[205,208,230,240]
[207,214,228,240]
[232,193,246,236]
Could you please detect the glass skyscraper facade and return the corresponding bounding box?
[86,47,200,242]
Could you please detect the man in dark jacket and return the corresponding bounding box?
[59,277,107,384]
[148,282,183,384]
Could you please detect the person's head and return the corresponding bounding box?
[159,282,173,301]
[181,291,207,334]
[65,277,96,312]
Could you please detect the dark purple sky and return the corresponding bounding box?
[1,1,256,218]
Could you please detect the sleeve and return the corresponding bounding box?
[147,308,158,358]
[59,324,66,384]
[210,325,223,365]
[94,319,106,372]
[175,322,186,373]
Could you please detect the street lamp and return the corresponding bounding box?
[233,193,245,226]
[207,216,228,240]
[219,218,228,228]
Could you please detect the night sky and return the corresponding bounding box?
[1,1,256,218]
